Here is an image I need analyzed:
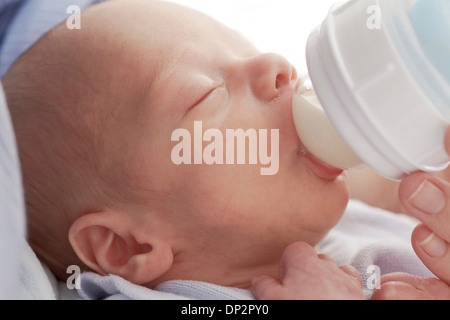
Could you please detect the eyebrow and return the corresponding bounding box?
[141,45,189,109]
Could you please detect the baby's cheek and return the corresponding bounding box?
[300,182,349,233]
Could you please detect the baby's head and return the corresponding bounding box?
[3,0,349,288]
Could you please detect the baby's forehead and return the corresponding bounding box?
[81,2,254,78]
[35,0,258,122]
[86,0,254,54]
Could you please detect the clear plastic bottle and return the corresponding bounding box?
[292,0,450,180]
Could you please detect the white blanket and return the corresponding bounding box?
[0,0,106,78]
[0,83,26,299]
[18,240,58,300]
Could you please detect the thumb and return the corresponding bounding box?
[399,173,449,235]
[399,173,450,285]
[411,224,450,285]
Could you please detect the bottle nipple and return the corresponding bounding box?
[292,90,364,170]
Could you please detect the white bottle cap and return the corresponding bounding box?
[302,0,450,180]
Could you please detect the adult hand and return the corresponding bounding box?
[398,128,450,285]
[371,273,450,300]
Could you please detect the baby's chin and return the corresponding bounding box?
[309,180,350,236]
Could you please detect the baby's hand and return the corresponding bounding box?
[252,242,365,300]
[371,273,450,300]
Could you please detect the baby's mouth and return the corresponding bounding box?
[297,140,344,180]
[291,84,364,173]
[304,151,345,180]
[291,84,344,180]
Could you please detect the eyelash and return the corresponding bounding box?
[188,87,217,111]
[188,81,229,115]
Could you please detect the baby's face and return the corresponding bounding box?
[74,0,349,286]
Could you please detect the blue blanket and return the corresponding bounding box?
[0,0,106,78]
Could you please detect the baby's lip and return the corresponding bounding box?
[298,142,344,180]
[304,151,344,180]
[291,84,342,178]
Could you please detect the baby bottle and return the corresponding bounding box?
[292,0,450,180]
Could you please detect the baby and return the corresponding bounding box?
[3,0,450,300]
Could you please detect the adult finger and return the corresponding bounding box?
[411,224,450,285]
[398,172,450,243]
[371,281,427,300]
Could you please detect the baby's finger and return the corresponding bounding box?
[411,224,450,285]
[317,253,335,263]
[279,242,317,280]
[398,172,450,243]
[340,265,363,287]
[252,275,282,300]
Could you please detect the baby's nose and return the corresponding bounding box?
[246,53,297,101]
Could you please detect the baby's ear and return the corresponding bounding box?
[68,210,173,285]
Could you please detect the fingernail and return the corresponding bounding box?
[408,180,446,215]
[419,232,447,258]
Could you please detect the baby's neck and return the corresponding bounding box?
[145,259,279,291]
